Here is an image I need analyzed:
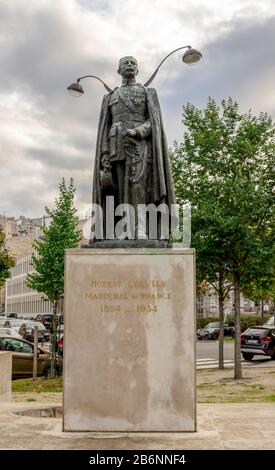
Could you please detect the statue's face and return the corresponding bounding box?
[118,56,138,78]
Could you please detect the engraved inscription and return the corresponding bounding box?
[85,278,173,314]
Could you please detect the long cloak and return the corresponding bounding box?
[92,86,176,208]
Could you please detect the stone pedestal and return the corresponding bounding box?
[0,352,12,402]
[63,248,196,432]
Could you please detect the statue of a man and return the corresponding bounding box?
[92,56,176,239]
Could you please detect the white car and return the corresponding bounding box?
[0,327,23,339]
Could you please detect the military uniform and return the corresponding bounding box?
[102,83,152,208]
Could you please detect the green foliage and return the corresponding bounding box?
[0,228,15,288]
[226,313,271,332]
[172,97,274,378]
[26,179,82,302]
[242,275,275,304]
[171,97,275,297]
[196,314,270,331]
[196,316,221,329]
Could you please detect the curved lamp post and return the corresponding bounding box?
[67,45,202,96]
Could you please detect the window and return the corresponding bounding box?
[1,338,33,353]
[245,328,270,337]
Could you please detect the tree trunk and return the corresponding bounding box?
[234,276,242,379]
[260,300,264,325]
[218,274,224,370]
[32,325,38,381]
[50,300,58,379]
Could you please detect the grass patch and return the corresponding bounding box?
[197,367,275,403]
[12,377,63,393]
[224,337,234,342]
[197,383,217,389]
[265,395,275,402]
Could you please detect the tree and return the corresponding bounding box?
[0,228,15,289]
[171,97,274,379]
[27,178,82,377]
[242,247,274,324]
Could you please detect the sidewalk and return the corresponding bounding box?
[0,402,274,450]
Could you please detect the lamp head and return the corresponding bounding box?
[67,81,84,97]
[182,47,202,65]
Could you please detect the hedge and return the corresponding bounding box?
[196,314,272,332]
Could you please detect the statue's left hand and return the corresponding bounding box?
[122,128,137,138]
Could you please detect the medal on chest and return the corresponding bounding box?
[118,87,144,113]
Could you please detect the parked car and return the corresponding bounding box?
[35,313,53,330]
[241,326,275,361]
[6,312,18,318]
[0,317,8,327]
[0,336,50,378]
[3,319,25,331]
[23,321,50,343]
[197,322,235,340]
[4,320,50,343]
[263,315,275,327]
[36,313,64,331]
[0,327,22,338]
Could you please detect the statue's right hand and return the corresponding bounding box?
[122,128,137,138]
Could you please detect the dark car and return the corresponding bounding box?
[241,326,275,361]
[6,312,18,318]
[36,313,64,331]
[35,313,54,330]
[0,336,50,378]
[197,322,235,340]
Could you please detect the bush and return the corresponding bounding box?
[196,314,271,332]
[225,313,271,332]
[196,317,220,329]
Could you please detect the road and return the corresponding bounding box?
[40,340,275,369]
[197,339,275,369]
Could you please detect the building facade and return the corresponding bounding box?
[196,284,258,318]
[2,214,88,317]
[5,255,52,317]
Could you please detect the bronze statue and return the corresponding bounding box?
[67,46,202,242]
[92,56,176,240]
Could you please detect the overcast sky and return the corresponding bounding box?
[1,0,275,218]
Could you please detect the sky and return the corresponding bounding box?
[1,0,275,218]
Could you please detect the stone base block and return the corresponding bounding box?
[63,248,196,432]
[0,352,12,402]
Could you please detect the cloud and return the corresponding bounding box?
[161,14,275,143]
[0,0,275,217]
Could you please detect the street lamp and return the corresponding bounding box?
[67,45,202,96]
[67,75,112,97]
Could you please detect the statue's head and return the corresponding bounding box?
[118,56,138,78]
